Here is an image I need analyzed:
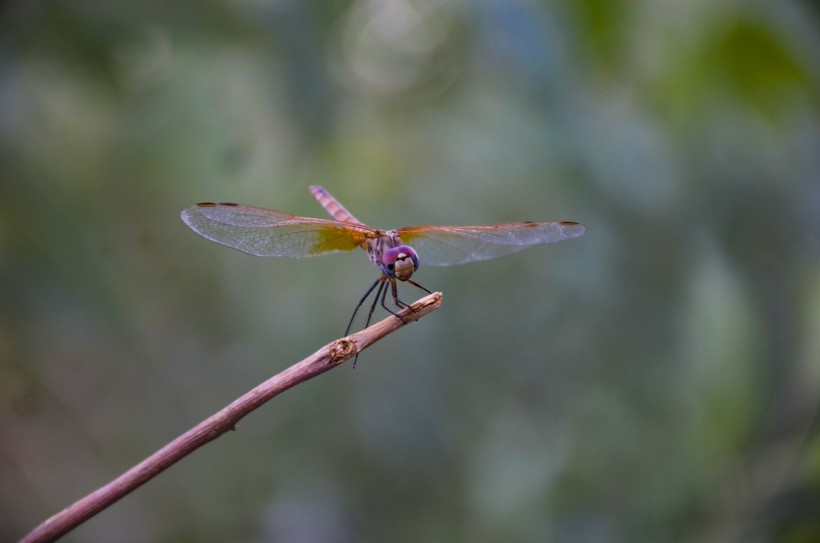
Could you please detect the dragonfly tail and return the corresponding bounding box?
[310,186,363,224]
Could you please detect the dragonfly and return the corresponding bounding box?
[181,186,586,339]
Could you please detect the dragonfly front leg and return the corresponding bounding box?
[381,279,407,323]
[405,279,432,295]
[392,278,431,315]
[390,279,412,311]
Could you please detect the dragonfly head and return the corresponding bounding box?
[381,245,419,281]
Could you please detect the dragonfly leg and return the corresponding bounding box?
[347,277,411,368]
[381,279,407,323]
[405,279,432,295]
[363,279,387,329]
[352,279,387,368]
[344,278,382,337]
[390,279,412,310]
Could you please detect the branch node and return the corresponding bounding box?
[329,337,357,365]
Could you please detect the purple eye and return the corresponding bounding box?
[381,245,419,279]
[382,245,418,264]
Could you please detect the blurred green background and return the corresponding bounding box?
[2,1,819,541]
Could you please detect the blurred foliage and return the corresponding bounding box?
[1,0,819,542]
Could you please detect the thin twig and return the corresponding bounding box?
[20,292,442,543]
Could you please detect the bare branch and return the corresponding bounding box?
[20,292,443,543]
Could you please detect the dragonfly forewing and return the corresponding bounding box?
[397,222,586,266]
[181,203,373,258]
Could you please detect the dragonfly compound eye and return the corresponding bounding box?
[382,245,419,281]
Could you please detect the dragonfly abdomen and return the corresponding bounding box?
[310,185,362,224]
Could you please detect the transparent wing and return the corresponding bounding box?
[397,222,586,266]
[180,203,374,257]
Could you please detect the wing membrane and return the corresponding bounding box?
[180,203,373,257]
[397,222,586,266]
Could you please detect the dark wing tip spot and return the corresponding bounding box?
[196,202,239,208]
[560,221,580,226]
